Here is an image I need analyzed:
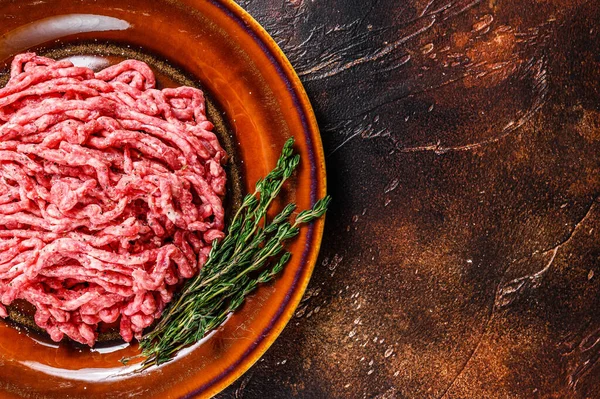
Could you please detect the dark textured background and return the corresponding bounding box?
[219,0,600,397]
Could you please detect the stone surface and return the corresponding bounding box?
[220,0,600,397]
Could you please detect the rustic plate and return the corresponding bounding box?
[0,0,326,398]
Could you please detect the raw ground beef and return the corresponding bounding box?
[0,53,227,346]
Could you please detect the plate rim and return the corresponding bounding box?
[0,0,327,396]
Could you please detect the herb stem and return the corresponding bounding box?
[130,138,330,368]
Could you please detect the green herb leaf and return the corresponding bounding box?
[130,138,330,369]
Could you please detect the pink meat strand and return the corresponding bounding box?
[0,53,227,346]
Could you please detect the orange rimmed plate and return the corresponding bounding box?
[0,1,326,398]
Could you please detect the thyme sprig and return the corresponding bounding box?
[132,138,330,369]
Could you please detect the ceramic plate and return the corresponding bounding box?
[0,0,326,397]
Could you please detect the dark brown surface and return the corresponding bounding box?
[219,0,600,398]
